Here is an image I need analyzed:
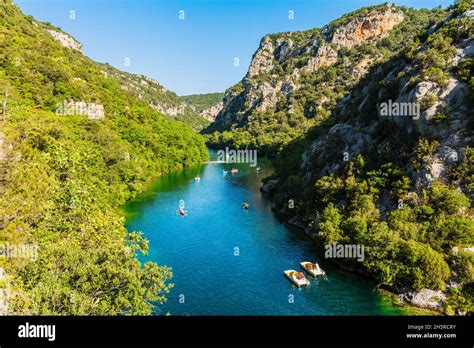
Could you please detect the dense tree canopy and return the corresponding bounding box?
[0,0,208,315]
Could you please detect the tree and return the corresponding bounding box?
[317,203,347,244]
[399,240,451,290]
[429,181,471,215]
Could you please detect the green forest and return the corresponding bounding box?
[0,0,208,315]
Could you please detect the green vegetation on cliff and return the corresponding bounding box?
[269,1,474,314]
[206,3,449,153]
[97,64,211,131]
[181,92,224,113]
[210,0,474,314]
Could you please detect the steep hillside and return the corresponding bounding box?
[0,0,208,315]
[100,64,210,131]
[205,3,449,153]
[268,2,473,314]
[208,1,474,314]
[12,6,210,131]
[181,92,224,121]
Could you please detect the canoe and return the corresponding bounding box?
[284,270,310,287]
[300,261,325,277]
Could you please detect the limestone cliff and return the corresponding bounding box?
[47,29,83,53]
[207,3,407,138]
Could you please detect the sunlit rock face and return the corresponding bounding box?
[326,6,404,49]
[47,29,84,53]
[211,4,406,131]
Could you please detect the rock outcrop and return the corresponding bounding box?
[47,29,83,53]
[247,36,276,77]
[399,288,446,311]
[199,102,223,121]
[326,6,404,48]
[209,3,406,133]
[301,45,338,73]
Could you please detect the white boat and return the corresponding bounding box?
[300,261,325,277]
[194,176,200,182]
[284,270,310,287]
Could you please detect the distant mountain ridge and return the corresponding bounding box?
[181,92,224,121]
[98,64,211,130]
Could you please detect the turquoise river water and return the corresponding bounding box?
[124,152,420,315]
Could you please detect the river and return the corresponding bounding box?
[124,152,419,315]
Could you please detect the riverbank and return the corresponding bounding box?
[265,190,445,315]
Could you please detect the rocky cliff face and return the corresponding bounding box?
[326,7,404,48]
[199,102,223,121]
[300,7,473,193]
[47,29,83,53]
[269,4,473,313]
[208,4,406,135]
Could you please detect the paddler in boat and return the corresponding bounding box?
[242,202,250,210]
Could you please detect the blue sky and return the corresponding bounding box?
[16,0,454,95]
